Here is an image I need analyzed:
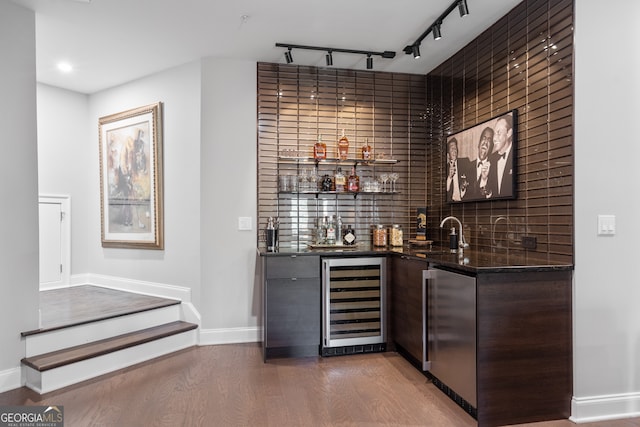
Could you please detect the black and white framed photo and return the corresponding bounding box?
[445,109,517,203]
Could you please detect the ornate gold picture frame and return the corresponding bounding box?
[99,102,164,249]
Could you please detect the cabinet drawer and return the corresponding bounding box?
[266,255,320,279]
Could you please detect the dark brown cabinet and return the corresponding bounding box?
[474,270,572,426]
[423,266,573,427]
[391,255,429,370]
[263,255,321,360]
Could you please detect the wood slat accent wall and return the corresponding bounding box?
[258,64,427,248]
[425,0,574,264]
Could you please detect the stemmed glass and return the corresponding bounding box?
[379,173,389,192]
[389,173,399,192]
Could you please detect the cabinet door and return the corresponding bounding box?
[392,256,427,368]
[265,278,320,350]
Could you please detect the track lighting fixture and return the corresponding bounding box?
[276,43,395,70]
[403,0,470,57]
[433,23,442,41]
[458,0,469,17]
[412,44,421,59]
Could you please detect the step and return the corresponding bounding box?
[22,321,198,394]
[24,304,183,357]
[22,321,197,372]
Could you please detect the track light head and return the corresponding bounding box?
[366,54,373,70]
[433,23,442,40]
[458,0,469,17]
[326,51,333,66]
[412,44,421,59]
[284,48,293,64]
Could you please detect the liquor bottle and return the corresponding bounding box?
[361,138,372,161]
[343,225,356,245]
[336,216,343,245]
[338,130,349,160]
[314,134,327,160]
[334,167,346,192]
[321,174,334,192]
[326,216,336,245]
[347,167,360,192]
[316,217,326,244]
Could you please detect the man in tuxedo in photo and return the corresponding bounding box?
[469,126,497,199]
[489,114,514,198]
[446,137,471,202]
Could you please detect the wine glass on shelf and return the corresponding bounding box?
[389,172,399,192]
[379,173,389,192]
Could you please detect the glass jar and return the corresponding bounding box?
[389,224,403,247]
[372,224,387,247]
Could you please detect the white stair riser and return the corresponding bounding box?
[25,305,182,357]
[24,329,197,394]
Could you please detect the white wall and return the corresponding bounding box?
[0,1,39,387]
[573,0,640,421]
[36,58,260,341]
[37,84,90,273]
[199,58,260,343]
[87,62,202,291]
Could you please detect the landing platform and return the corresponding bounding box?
[22,285,181,336]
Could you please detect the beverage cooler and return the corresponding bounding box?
[321,257,386,356]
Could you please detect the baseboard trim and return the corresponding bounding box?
[72,273,191,302]
[70,274,263,346]
[70,273,201,337]
[0,366,23,393]
[199,327,262,345]
[571,392,640,423]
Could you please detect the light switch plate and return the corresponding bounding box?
[238,217,252,231]
[597,215,615,236]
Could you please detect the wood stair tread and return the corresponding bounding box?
[21,321,197,372]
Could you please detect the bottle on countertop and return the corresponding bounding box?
[347,167,360,192]
[343,225,356,245]
[326,216,336,245]
[336,216,343,245]
[338,129,349,160]
[316,217,326,244]
[314,134,327,160]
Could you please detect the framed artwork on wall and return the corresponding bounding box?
[445,109,517,203]
[99,102,164,249]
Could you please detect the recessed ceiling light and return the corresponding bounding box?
[57,62,73,73]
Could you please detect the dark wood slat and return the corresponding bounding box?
[21,321,197,372]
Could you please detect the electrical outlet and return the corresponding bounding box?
[521,236,537,249]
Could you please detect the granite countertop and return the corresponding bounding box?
[257,244,573,274]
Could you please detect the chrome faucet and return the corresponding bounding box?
[440,216,469,250]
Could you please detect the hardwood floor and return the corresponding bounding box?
[2,343,640,427]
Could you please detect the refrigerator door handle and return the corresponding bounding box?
[422,269,433,371]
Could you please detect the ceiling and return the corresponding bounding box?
[12,0,522,94]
